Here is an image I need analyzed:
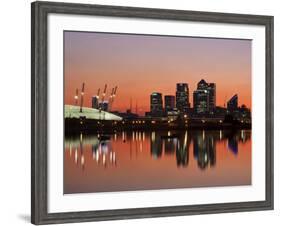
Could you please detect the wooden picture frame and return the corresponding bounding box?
[31,1,274,224]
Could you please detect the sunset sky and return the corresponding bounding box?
[64,31,251,116]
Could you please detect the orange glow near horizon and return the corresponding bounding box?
[64,31,251,115]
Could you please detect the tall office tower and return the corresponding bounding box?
[227,94,238,111]
[195,79,216,114]
[150,92,163,117]
[164,95,175,112]
[176,83,190,113]
[207,83,216,113]
[197,79,209,90]
[193,89,209,114]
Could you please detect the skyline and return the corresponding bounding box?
[64,31,252,116]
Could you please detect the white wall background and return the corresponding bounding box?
[0,0,279,225]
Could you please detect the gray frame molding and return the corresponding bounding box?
[31,1,274,225]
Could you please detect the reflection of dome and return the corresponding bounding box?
[64,105,122,120]
[65,135,99,147]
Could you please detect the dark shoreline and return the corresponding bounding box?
[65,118,251,135]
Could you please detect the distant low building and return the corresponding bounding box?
[226,95,251,122]
[112,109,139,119]
[91,96,99,109]
[99,101,109,111]
[215,106,227,118]
[238,105,251,123]
[166,109,180,121]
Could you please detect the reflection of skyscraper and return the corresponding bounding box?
[164,138,177,154]
[228,135,238,155]
[150,132,162,159]
[150,92,163,117]
[209,136,216,166]
[193,79,216,114]
[193,131,216,169]
[176,131,190,167]
[91,96,99,109]
[176,83,190,113]
[227,94,238,111]
[164,95,175,112]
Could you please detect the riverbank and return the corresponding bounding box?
[65,117,251,134]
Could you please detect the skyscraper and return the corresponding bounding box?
[176,83,190,113]
[207,83,216,113]
[197,79,208,90]
[193,89,209,114]
[227,94,238,111]
[150,92,163,117]
[193,79,216,114]
[164,95,175,112]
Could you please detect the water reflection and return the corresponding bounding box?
[65,130,251,170]
[193,130,216,169]
[175,131,190,167]
[150,131,162,159]
[64,129,251,193]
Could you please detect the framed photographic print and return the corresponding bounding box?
[31,1,274,225]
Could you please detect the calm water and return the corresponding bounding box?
[64,130,251,194]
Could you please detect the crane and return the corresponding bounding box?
[113,86,117,98]
[74,88,79,106]
[79,82,85,113]
[108,87,115,110]
[95,88,100,109]
[110,87,114,101]
[110,86,118,110]
[96,88,100,100]
[101,84,107,103]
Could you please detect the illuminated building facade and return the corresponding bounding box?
[176,83,190,113]
[150,92,163,117]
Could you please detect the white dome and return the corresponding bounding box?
[64,105,122,121]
